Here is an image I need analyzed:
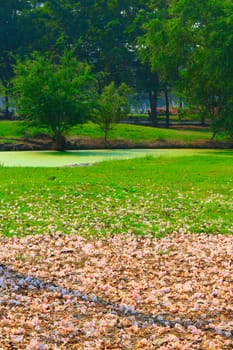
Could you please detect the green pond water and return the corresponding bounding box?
[0,149,227,167]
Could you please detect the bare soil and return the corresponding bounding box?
[0,134,232,151]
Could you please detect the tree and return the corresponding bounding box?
[26,1,160,125]
[137,0,190,127]
[139,0,233,135]
[0,0,31,117]
[41,0,155,108]
[94,82,131,143]
[0,1,60,118]
[136,1,173,126]
[43,0,145,83]
[13,51,96,150]
[175,0,233,136]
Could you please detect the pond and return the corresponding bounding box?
[0,149,225,167]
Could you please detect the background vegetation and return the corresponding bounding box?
[0,0,233,145]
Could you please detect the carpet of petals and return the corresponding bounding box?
[0,232,232,349]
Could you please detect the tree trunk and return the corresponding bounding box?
[211,131,216,141]
[201,114,206,126]
[149,90,158,126]
[104,129,109,147]
[53,132,66,151]
[179,97,183,109]
[148,73,159,127]
[4,89,10,119]
[103,120,111,147]
[164,84,170,128]
[1,78,11,119]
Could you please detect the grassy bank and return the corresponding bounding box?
[71,122,217,142]
[0,120,226,145]
[0,120,26,138]
[0,151,232,238]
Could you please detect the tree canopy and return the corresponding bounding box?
[94,82,131,142]
[0,0,232,136]
[140,0,233,135]
[13,51,95,150]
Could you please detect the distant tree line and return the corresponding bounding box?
[1,0,233,147]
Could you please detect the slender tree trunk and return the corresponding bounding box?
[201,114,206,126]
[4,88,10,119]
[211,131,216,141]
[104,129,108,147]
[103,121,110,147]
[164,84,170,128]
[149,90,157,126]
[178,97,183,121]
[148,73,159,127]
[179,97,183,109]
[1,78,11,119]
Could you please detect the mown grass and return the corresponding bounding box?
[0,120,51,139]
[0,151,232,238]
[0,121,26,138]
[0,120,224,143]
[71,122,217,142]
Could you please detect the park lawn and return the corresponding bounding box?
[71,122,216,142]
[0,120,225,144]
[0,120,26,138]
[0,150,232,238]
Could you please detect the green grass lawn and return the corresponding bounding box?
[0,151,232,238]
[71,122,217,142]
[0,120,51,139]
[0,120,26,138]
[0,120,225,143]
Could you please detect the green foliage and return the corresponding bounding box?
[0,1,49,89]
[1,0,233,137]
[139,0,233,136]
[0,1,28,83]
[178,0,233,135]
[94,82,132,142]
[13,51,96,150]
[42,0,146,87]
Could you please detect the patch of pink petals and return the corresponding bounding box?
[0,232,232,349]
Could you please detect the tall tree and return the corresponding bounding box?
[42,1,155,105]
[140,0,233,135]
[137,0,189,127]
[172,0,233,136]
[13,51,96,150]
[41,1,141,83]
[0,1,30,117]
[136,1,174,126]
[94,82,131,143]
[0,1,56,117]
